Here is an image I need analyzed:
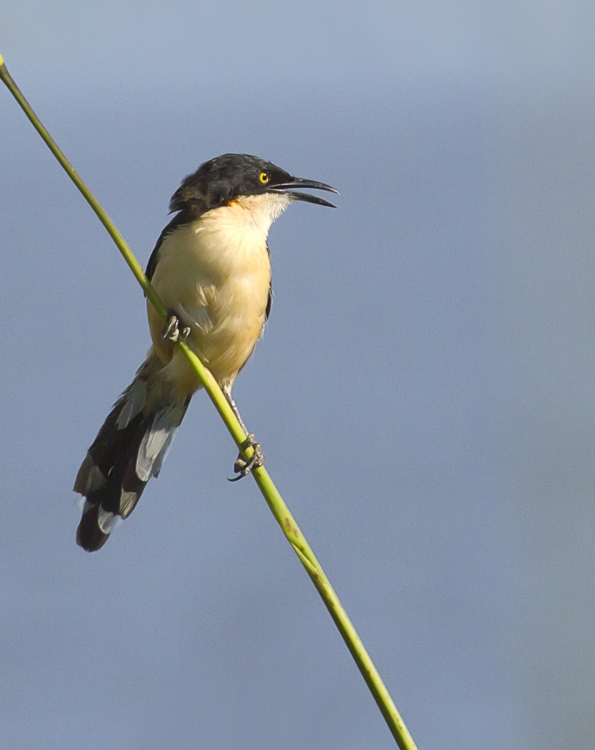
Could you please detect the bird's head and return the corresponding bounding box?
[169,153,338,219]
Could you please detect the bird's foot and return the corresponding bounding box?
[228,434,265,482]
[163,310,191,343]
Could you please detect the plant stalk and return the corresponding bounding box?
[0,55,418,750]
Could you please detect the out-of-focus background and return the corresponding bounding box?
[2,2,595,748]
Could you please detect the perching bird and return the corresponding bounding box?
[74,153,337,551]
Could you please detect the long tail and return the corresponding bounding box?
[74,355,191,551]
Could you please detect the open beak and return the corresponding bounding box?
[270,177,339,208]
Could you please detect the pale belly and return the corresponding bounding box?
[147,218,271,391]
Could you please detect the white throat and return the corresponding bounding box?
[225,192,291,237]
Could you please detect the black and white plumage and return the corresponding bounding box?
[74,153,337,551]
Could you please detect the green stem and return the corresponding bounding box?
[1,56,418,750]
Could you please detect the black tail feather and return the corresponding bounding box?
[76,503,110,552]
[74,380,190,552]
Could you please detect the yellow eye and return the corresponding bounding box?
[259,171,270,184]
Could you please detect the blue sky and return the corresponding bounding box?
[2,3,595,749]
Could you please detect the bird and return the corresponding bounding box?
[74,153,338,551]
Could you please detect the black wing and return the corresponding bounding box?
[264,243,272,322]
[265,282,273,322]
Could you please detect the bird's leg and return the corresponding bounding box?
[222,383,265,481]
[222,383,249,433]
[163,309,191,343]
[229,434,265,481]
